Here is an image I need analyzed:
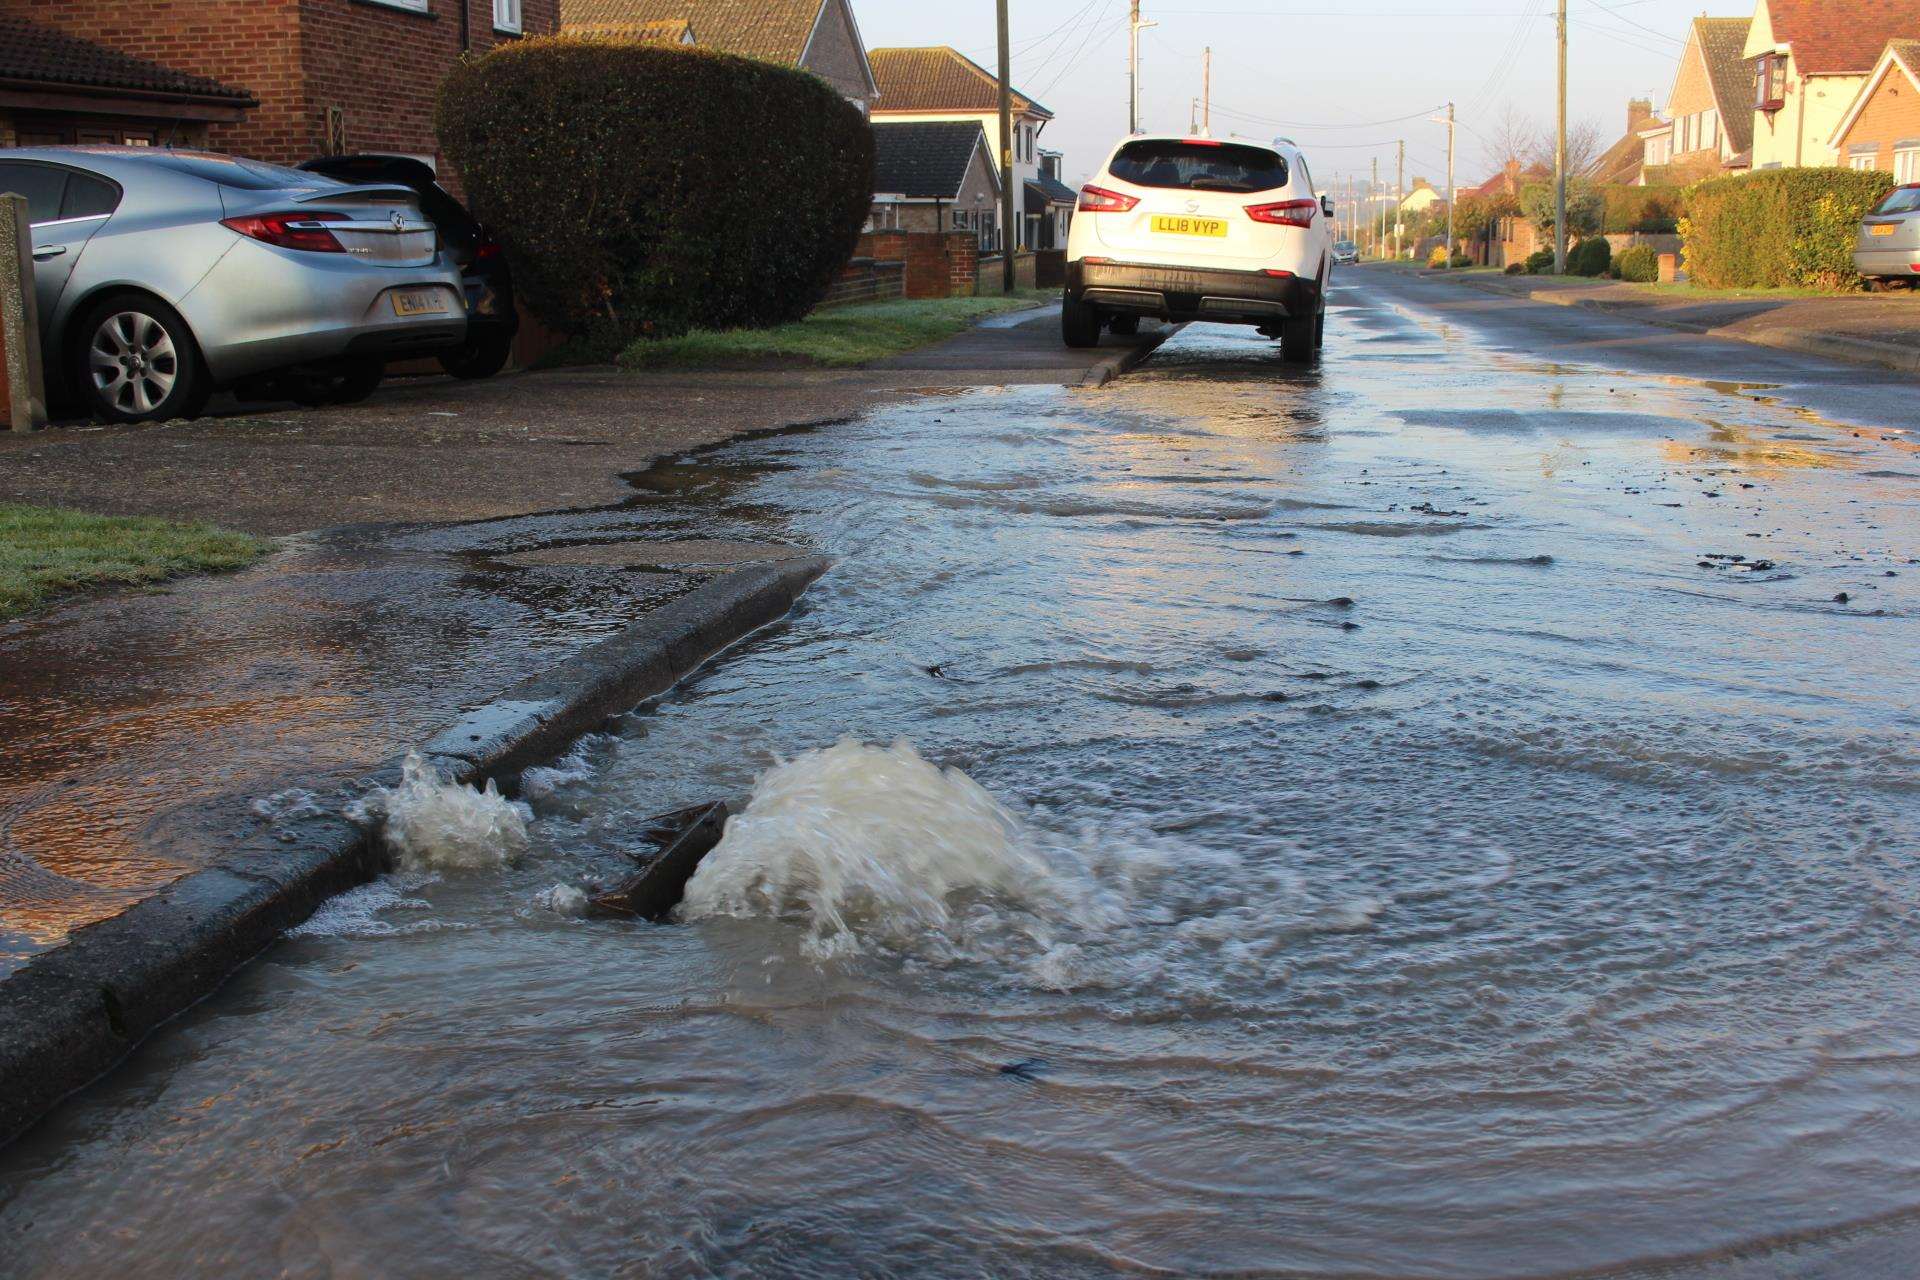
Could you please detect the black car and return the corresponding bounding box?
[299,153,517,379]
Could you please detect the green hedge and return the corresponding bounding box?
[1615,244,1659,283]
[1569,236,1611,277]
[438,38,874,341]
[1602,185,1681,234]
[1680,168,1894,290]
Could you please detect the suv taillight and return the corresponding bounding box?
[474,240,504,262]
[1078,184,1140,213]
[1246,199,1317,229]
[220,210,349,252]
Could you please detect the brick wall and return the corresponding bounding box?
[822,257,905,307]
[854,231,979,299]
[1841,71,1920,172]
[5,0,559,183]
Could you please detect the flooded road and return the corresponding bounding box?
[4,276,1919,1278]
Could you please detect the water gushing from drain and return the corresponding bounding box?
[355,752,532,873]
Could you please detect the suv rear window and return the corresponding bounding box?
[1872,185,1920,216]
[1109,140,1289,194]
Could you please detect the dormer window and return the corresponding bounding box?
[1755,54,1786,113]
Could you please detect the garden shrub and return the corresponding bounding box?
[1427,245,1451,269]
[1524,248,1556,275]
[1615,244,1659,283]
[1680,168,1894,290]
[439,37,874,342]
[1504,262,1527,275]
[1449,253,1472,269]
[1569,236,1611,277]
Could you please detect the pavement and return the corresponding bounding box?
[1431,267,1920,376]
[0,300,1167,1143]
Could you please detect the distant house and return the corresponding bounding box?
[869,46,1059,251]
[1029,150,1076,249]
[560,0,878,110]
[0,14,256,149]
[1647,15,1755,180]
[1743,0,1920,169]
[1399,178,1441,215]
[1590,99,1657,186]
[1828,40,1920,182]
[869,120,1001,247]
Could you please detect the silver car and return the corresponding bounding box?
[1855,182,1920,288]
[0,147,467,423]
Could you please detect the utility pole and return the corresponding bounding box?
[1555,0,1568,273]
[1445,101,1457,268]
[1371,155,1380,258]
[1202,46,1211,134]
[1395,139,1405,261]
[997,0,1015,292]
[1129,1,1155,134]
[1190,97,1199,134]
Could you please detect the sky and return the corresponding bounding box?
[857,0,1728,189]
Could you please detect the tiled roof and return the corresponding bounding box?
[1764,0,1920,76]
[872,121,990,199]
[1589,131,1645,186]
[1026,173,1076,204]
[1693,16,1754,153]
[869,47,1052,118]
[1893,39,1920,85]
[0,14,255,104]
[560,0,820,64]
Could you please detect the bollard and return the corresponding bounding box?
[1657,252,1680,286]
[1,191,48,431]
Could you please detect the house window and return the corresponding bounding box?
[1703,108,1717,150]
[1755,55,1786,112]
[494,0,521,31]
[1897,142,1920,183]
[1850,145,1882,171]
[363,0,428,11]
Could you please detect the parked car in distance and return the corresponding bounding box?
[1332,239,1358,266]
[1855,183,1920,289]
[1063,134,1334,362]
[300,153,517,378]
[0,146,466,423]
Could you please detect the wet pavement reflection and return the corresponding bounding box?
[2,276,1917,1278]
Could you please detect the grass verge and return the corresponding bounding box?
[0,504,266,620]
[618,291,1055,369]
[1624,282,1880,302]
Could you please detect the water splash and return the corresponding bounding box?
[680,739,1119,970]
[355,752,531,873]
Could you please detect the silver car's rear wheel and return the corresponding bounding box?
[89,312,178,415]
[71,294,208,424]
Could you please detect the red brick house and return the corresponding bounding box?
[1,0,558,182]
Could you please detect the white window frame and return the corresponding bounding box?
[363,0,428,12]
[1896,144,1920,184]
[494,0,522,32]
[1849,146,1882,171]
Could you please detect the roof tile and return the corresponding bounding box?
[0,14,255,104]
[869,47,1051,118]
[559,0,821,64]
[1764,0,1920,76]
[872,120,992,199]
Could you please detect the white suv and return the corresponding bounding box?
[1063,135,1334,361]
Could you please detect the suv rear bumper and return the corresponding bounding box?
[1067,259,1320,323]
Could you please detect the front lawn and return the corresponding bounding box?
[618,291,1055,369]
[0,504,265,620]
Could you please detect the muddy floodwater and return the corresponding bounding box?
[4,290,1919,1279]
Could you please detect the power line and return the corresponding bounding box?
[1578,0,1683,45]
[1209,101,1448,131]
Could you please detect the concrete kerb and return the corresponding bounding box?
[0,554,832,1147]
[1445,274,1920,377]
[1082,323,1185,387]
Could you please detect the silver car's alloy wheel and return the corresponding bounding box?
[89,311,179,415]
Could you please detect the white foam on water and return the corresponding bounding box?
[520,735,613,805]
[535,883,590,916]
[356,752,533,873]
[287,872,450,939]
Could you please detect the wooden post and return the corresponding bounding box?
[1,192,48,432]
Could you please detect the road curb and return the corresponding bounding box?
[1082,323,1184,387]
[1445,274,1920,376]
[0,554,831,1147]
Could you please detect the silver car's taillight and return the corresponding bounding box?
[220,211,349,252]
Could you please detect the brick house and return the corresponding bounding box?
[559,0,878,111]
[869,46,1061,251]
[0,14,257,149]
[1641,15,1755,181]
[1590,99,1657,187]
[1829,41,1920,182]
[868,120,1001,247]
[4,0,559,184]
[1743,0,1920,170]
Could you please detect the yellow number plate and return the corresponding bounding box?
[392,288,450,317]
[1871,223,1898,237]
[1151,215,1228,238]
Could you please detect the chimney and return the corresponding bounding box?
[1628,98,1653,131]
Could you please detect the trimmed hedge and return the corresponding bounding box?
[1524,248,1556,275]
[438,38,874,341]
[1602,185,1681,234]
[1680,168,1894,290]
